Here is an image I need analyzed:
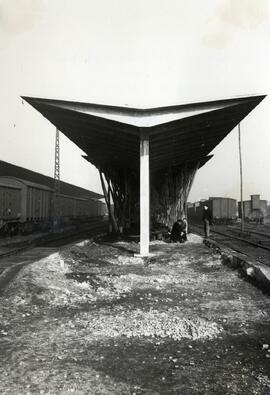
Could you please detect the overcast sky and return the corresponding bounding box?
[0,0,269,202]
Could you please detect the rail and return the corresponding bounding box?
[190,223,270,253]
[0,219,108,260]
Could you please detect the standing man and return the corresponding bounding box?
[202,205,213,238]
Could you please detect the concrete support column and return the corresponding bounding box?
[139,129,150,255]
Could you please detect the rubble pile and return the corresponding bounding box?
[85,309,222,341]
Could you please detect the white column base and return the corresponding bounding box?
[134,252,155,258]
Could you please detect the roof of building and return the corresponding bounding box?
[0,160,103,199]
[22,95,266,174]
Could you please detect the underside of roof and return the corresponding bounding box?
[22,95,265,174]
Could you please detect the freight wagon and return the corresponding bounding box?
[0,177,52,234]
[187,197,237,224]
[0,176,105,236]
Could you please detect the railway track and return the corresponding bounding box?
[228,224,270,241]
[0,219,108,282]
[190,223,270,266]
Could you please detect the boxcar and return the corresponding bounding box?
[0,176,53,234]
[187,197,237,224]
[0,175,105,236]
[97,201,107,216]
[26,181,52,221]
[207,197,237,224]
[0,180,21,222]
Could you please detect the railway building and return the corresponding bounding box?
[22,94,265,255]
[238,194,267,223]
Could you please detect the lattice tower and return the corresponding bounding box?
[54,128,60,194]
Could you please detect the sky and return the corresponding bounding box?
[0,0,269,202]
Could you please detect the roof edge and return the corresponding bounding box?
[21,94,267,117]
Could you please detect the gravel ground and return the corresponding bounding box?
[0,234,270,394]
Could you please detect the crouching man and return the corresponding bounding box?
[170,218,187,243]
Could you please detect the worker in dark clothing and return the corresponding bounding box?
[171,218,187,243]
[202,205,213,238]
[182,217,188,241]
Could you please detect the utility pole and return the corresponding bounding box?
[53,128,60,231]
[238,123,244,232]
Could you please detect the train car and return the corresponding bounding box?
[0,175,106,236]
[0,176,53,235]
[0,179,21,225]
[56,195,105,224]
[207,197,237,224]
[187,197,237,224]
[187,201,202,223]
[96,200,107,217]
[57,193,78,219]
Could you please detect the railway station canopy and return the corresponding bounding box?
[23,94,266,254]
[22,95,265,173]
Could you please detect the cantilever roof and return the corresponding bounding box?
[22,95,266,173]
